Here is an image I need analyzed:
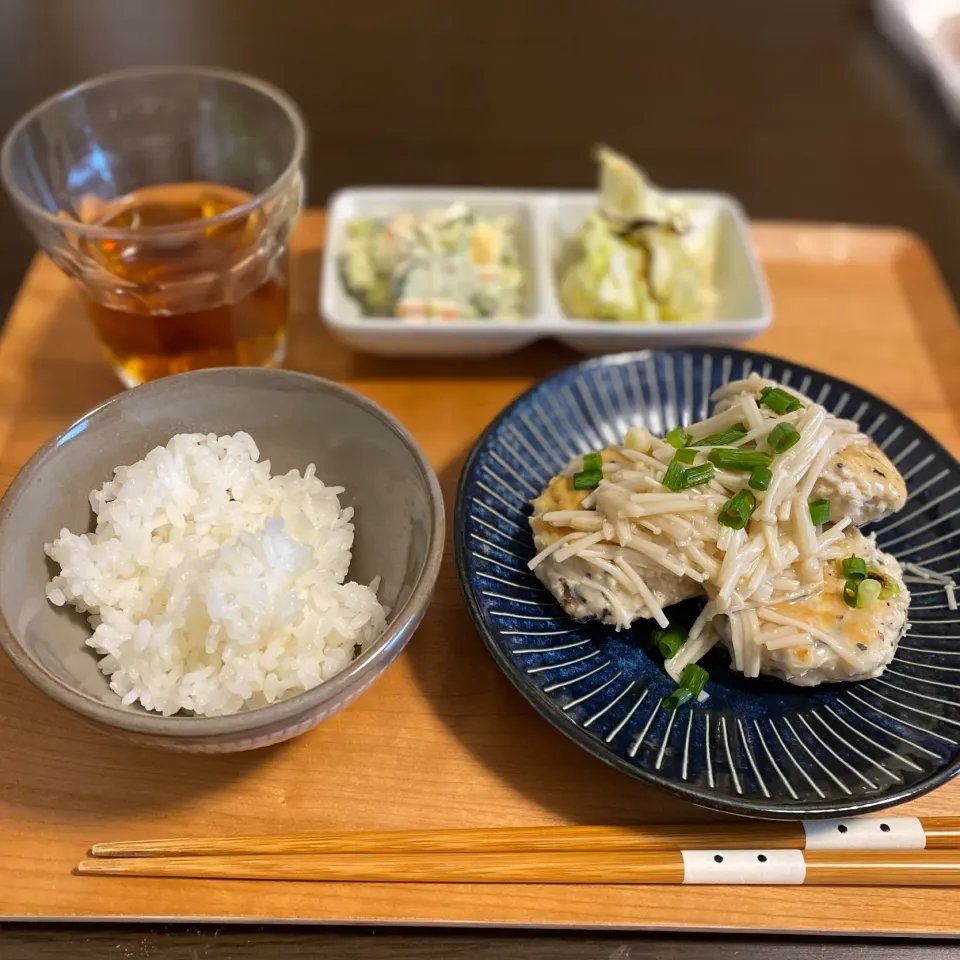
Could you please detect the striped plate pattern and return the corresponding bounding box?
[454,348,960,817]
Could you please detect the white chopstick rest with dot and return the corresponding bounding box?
[682,849,806,884]
[802,817,925,850]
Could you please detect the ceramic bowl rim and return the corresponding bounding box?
[0,367,445,738]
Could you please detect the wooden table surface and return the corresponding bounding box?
[2,211,960,948]
[2,0,960,957]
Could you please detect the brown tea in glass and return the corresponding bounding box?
[2,67,305,386]
[79,182,288,384]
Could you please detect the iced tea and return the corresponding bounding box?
[79,182,287,385]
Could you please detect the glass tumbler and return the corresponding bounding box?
[1,67,305,386]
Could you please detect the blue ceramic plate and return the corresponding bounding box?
[454,348,960,818]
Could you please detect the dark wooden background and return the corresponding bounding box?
[3,0,960,320]
[2,927,960,960]
[1,0,959,955]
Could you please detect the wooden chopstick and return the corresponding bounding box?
[90,816,960,858]
[76,849,960,886]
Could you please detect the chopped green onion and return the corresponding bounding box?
[856,578,882,608]
[664,688,693,711]
[768,422,801,454]
[659,636,685,659]
[759,386,802,415]
[572,470,603,490]
[582,451,602,473]
[680,663,709,698]
[718,489,757,530]
[868,565,902,600]
[690,423,748,447]
[654,625,687,659]
[808,498,831,526]
[679,462,715,489]
[665,427,692,449]
[707,449,773,471]
[662,459,686,492]
[841,556,868,581]
[674,447,698,464]
[880,580,901,600]
[843,579,860,608]
[748,466,772,491]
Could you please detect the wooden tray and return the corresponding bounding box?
[1,213,959,933]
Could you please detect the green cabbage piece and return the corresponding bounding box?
[559,150,720,323]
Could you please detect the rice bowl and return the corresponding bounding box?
[0,368,444,752]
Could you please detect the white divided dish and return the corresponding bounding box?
[320,187,771,358]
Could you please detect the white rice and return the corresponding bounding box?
[44,432,386,717]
